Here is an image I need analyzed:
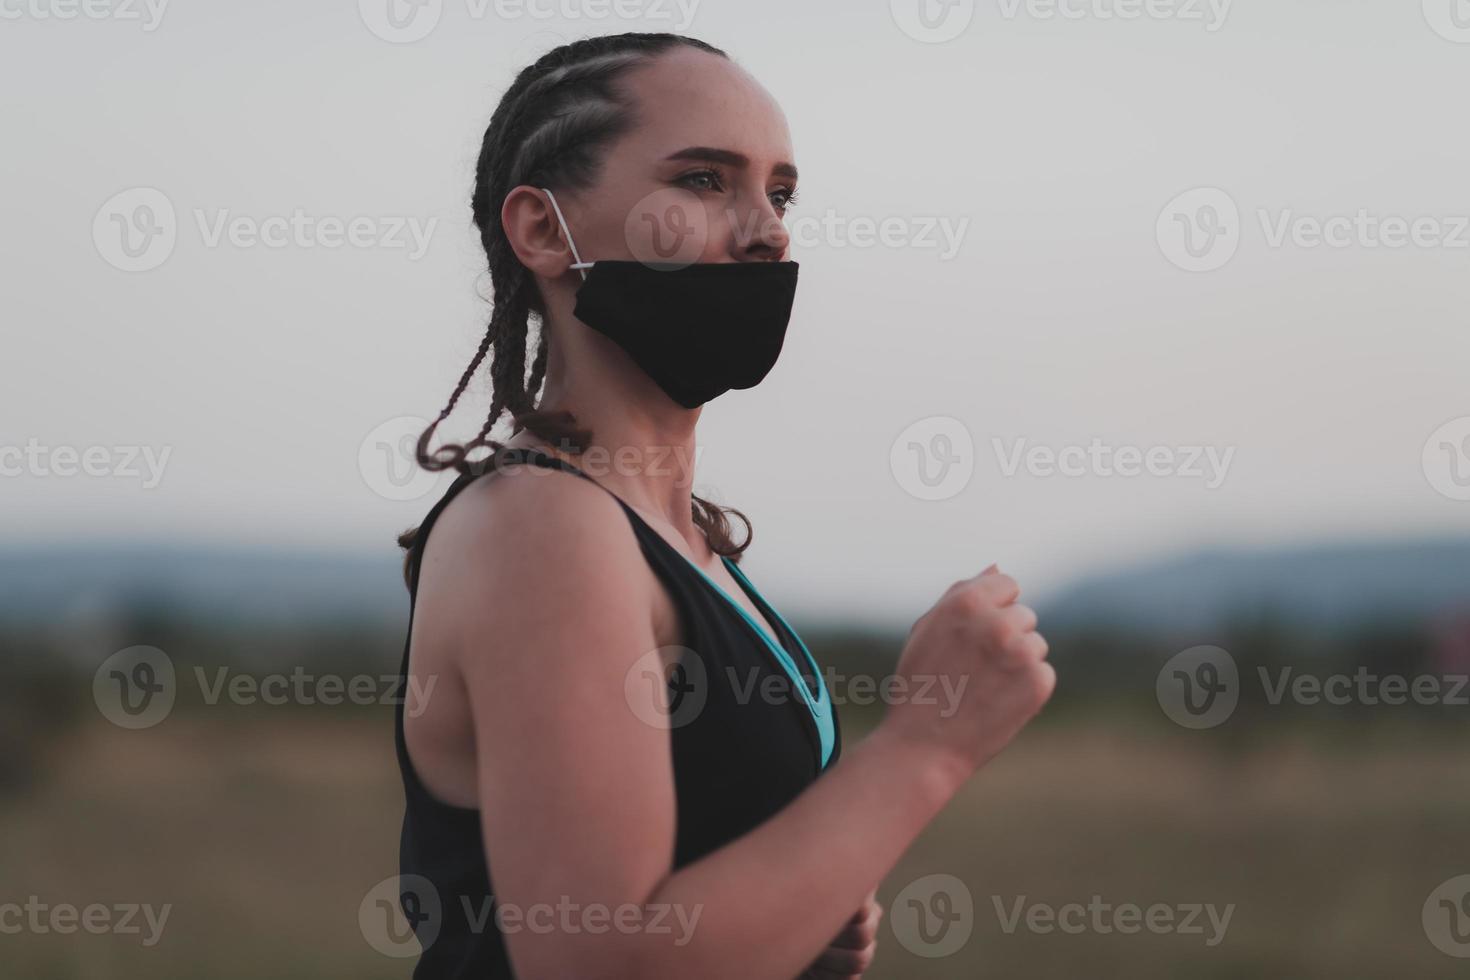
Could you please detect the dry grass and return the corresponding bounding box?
[2,712,1465,978]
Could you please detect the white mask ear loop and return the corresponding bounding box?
[541,187,593,282]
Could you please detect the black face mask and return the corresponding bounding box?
[543,188,800,409]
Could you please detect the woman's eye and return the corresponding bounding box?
[678,169,724,192]
[676,169,799,211]
[772,187,800,211]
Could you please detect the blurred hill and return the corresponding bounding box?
[3,535,1467,638]
[1038,535,1470,635]
[0,542,408,629]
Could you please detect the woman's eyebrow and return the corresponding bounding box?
[665,146,799,182]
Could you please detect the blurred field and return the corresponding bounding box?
[4,706,1467,979]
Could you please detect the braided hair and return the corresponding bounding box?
[397,33,754,586]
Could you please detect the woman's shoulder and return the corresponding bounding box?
[402,456,677,814]
[412,458,660,659]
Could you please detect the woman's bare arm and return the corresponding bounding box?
[638,718,958,979]
[417,466,1051,980]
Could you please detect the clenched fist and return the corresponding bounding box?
[880,564,1054,783]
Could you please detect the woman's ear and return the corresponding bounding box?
[502,185,575,278]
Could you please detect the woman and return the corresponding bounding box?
[393,32,1054,980]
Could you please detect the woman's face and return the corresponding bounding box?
[548,46,798,270]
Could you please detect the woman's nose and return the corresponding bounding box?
[727,191,790,259]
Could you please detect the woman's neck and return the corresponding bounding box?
[503,411,703,542]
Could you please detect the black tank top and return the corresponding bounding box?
[392,446,843,978]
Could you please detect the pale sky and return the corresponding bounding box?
[3,0,1467,628]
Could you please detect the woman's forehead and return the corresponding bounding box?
[618,50,794,168]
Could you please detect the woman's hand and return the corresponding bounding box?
[799,889,882,978]
[880,564,1055,785]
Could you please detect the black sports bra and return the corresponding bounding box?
[393,446,842,978]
